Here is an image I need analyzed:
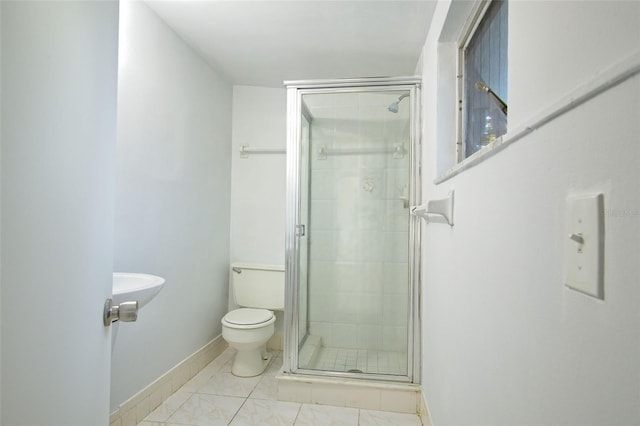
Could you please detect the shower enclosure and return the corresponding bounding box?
[284,77,421,383]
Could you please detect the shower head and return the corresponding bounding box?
[388,93,409,113]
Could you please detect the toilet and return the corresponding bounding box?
[221,263,284,377]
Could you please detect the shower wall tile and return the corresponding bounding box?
[310,121,335,170]
[308,261,336,295]
[332,149,361,170]
[357,92,386,106]
[312,117,335,141]
[360,232,386,262]
[309,322,333,346]
[382,294,408,327]
[357,199,385,230]
[309,292,334,322]
[333,293,358,323]
[383,263,409,295]
[311,149,335,170]
[385,168,409,200]
[307,93,411,354]
[310,200,337,230]
[358,112,385,138]
[384,120,408,142]
[383,326,408,353]
[358,263,384,294]
[309,231,336,262]
[385,200,409,232]
[334,92,359,107]
[359,151,387,169]
[332,262,361,292]
[357,293,383,325]
[334,108,359,142]
[357,325,383,350]
[346,169,386,200]
[337,231,385,262]
[334,171,362,203]
[361,119,387,139]
[384,232,409,263]
[333,262,358,287]
[310,169,337,200]
[304,93,335,108]
[332,323,357,349]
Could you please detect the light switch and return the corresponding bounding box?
[564,193,604,299]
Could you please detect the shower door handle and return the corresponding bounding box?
[296,224,306,237]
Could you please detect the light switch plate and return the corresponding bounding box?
[564,193,604,299]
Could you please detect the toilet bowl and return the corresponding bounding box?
[221,263,284,377]
[221,308,276,377]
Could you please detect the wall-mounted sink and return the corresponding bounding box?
[112,272,165,309]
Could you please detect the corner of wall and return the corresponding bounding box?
[109,336,228,426]
[418,390,433,426]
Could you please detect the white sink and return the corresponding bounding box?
[112,272,165,309]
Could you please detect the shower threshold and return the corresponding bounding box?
[276,371,422,415]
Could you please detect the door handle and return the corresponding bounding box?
[103,298,138,326]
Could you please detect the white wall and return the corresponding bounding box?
[229,85,287,347]
[112,0,232,412]
[1,1,119,423]
[230,85,287,265]
[420,1,640,424]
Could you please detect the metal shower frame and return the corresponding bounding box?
[283,76,422,384]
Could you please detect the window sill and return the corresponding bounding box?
[434,48,640,185]
[434,137,507,184]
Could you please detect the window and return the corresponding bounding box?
[459,0,508,160]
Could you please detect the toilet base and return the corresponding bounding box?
[231,346,272,377]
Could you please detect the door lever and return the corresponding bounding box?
[103,298,138,326]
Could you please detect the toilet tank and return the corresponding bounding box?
[231,263,284,310]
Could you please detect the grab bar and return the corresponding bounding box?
[317,143,405,159]
[239,144,286,158]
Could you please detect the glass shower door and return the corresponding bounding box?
[286,80,420,381]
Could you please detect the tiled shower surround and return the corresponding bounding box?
[304,92,411,370]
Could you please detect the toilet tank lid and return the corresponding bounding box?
[224,308,274,325]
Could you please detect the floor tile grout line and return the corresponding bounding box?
[142,347,421,426]
[163,391,193,424]
[289,402,303,426]
[226,396,250,426]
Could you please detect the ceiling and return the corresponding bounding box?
[145,1,436,88]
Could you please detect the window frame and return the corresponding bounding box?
[456,0,508,162]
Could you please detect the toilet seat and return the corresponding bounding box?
[222,308,275,329]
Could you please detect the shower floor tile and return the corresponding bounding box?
[310,346,407,375]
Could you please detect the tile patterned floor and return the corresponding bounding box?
[139,348,422,426]
[311,347,407,375]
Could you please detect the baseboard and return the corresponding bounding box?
[418,389,432,426]
[109,335,228,426]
